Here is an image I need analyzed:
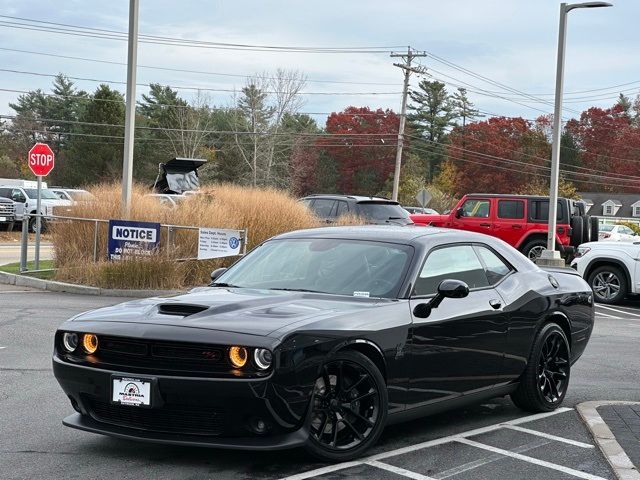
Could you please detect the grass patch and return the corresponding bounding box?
[0,260,55,279]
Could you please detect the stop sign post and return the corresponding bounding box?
[27,143,55,271]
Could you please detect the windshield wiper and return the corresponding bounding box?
[269,287,326,294]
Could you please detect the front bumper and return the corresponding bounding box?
[53,355,311,450]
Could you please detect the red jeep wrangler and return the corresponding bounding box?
[410,194,596,261]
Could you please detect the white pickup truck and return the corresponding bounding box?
[0,179,72,232]
[571,241,640,304]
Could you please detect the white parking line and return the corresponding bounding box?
[501,425,594,448]
[595,311,622,319]
[365,460,436,480]
[597,305,640,318]
[279,408,573,480]
[0,347,5,350]
[456,438,607,480]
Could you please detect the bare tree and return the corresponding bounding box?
[163,91,215,159]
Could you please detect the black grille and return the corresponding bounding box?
[92,336,228,376]
[86,398,225,436]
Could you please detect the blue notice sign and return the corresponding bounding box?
[107,219,161,261]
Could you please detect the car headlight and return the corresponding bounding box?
[82,333,99,354]
[253,348,273,370]
[62,332,79,352]
[229,346,248,368]
[574,246,590,258]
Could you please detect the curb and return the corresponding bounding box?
[577,401,640,480]
[0,271,182,298]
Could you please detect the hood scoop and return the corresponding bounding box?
[158,303,209,317]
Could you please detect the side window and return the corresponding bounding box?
[11,189,26,203]
[529,200,563,222]
[335,201,349,217]
[475,245,512,285]
[310,199,336,218]
[413,245,489,296]
[461,199,490,218]
[300,198,312,207]
[498,200,524,219]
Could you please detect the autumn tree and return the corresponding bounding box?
[319,107,399,194]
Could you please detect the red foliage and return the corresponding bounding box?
[446,116,549,195]
[565,106,640,191]
[320,107,400,194]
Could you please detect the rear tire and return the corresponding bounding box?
[570,216,583,247]
[588,265,627,305]
[304,350,388,462]
[521,238,547,262]
[511,323,571,413]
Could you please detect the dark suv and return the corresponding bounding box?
[300,194,413,226]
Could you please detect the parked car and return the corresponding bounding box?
[0,196,16,231]
[50,188,94,204]
[53,226,593,461]
[403,206,439,215]
[571,241,640,304]
[598,224,638,242]
[410,194,594,261]
[0,181,73,232]
[145,193,186,208]
[300,194,413,225]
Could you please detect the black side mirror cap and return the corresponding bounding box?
[210,267,228,283]
[413,279,469,319]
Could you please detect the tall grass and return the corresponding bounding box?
[51,183,321,289]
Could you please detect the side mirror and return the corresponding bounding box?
[455,207,464,219]
[210,267,228,283]
[412,279,470,319]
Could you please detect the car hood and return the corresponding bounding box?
[69,287,392,337]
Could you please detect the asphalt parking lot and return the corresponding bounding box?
[1,285,640,480]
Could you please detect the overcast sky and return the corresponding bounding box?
[0,0,636,124]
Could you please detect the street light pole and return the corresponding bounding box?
[121,0,139,218]
[538,1,612,266]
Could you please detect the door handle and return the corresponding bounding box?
[489,299,502,309]
[479,223,491,227]
[512,224,522,229]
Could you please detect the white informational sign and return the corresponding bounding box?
[198,228,243,260]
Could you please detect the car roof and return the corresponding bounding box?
[302,194,394,203]
[466,193,572,201]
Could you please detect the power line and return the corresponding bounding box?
[0,67,401,96]
[0,46,401,87]
[0,16,400,53]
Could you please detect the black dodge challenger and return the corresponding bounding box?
[53,226,594,461]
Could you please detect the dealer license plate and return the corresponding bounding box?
[112,376,152,407]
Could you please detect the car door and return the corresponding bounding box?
[451,198,494,235]
[407,243,508,408]
[493,199,526,247]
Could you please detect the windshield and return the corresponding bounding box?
[600,224,614,232]
[23,189,62,200]
[215,238,413,299]
[355,202,410,222]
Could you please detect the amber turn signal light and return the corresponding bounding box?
[82,333,99,354]
[229,346,248,368]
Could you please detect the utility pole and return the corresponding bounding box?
[121,0,139,218]
[390,47,427,202]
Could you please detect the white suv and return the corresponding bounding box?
[571,241,640,304]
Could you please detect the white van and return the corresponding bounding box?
[0,179,73,232]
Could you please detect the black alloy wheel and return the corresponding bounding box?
[511,323,571,412]
[305,350,387,461]
[537,332,570,404]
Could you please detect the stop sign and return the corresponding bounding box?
[28,143,55,177]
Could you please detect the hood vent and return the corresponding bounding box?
[158,303,209,317]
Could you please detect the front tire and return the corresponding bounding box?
[588,265,627,305]
[304,350,387,462]
[511,323,571,412]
